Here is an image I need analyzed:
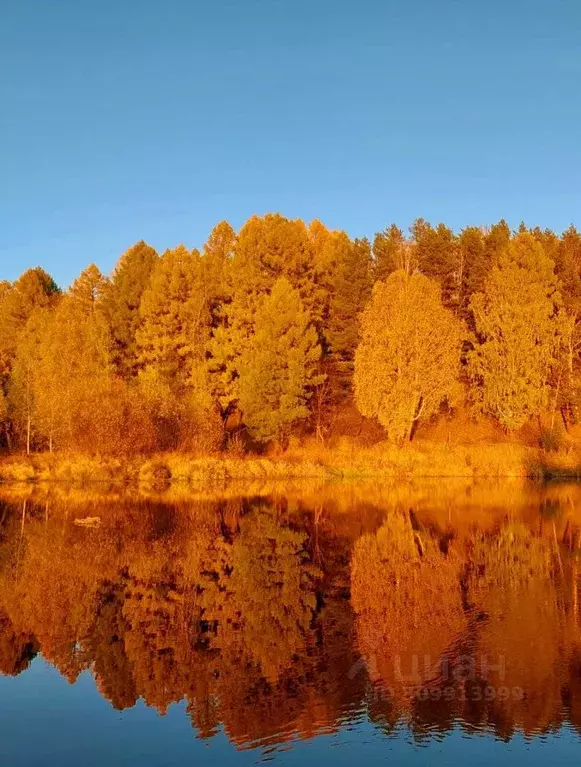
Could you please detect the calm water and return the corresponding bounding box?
[2,479,581,765]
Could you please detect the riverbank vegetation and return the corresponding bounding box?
[1,215,581,478]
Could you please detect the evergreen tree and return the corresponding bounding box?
[457,226,486,316]
[484,219,511,266]
[102,241,158,377]
[201,221,235,319]
[469,233,562,430]
[208,214,327,416]
[69,263,108,315]
[327,237,372,392]
[230,214,324,326]
[238,277,323,444]
[372,224,413,281]
[309,223,352,340]
[411,219,459,306]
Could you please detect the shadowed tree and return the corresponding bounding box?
[327,237,372,395]
[102,241,158,377]
[373,224,415,281]
[457,226,486,317]
[0,387,8,448]
[411,219,459,306]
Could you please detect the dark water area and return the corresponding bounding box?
[2,479,581,765]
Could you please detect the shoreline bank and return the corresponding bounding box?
[1,442,580,486]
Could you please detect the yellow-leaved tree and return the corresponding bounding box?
[238,277,324,445]
[469,233,562,431]
[354,270,463,442]
[136,245,219,450]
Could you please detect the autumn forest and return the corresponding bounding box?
[1,215,581,460]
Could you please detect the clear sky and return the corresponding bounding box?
[1,0,580,287]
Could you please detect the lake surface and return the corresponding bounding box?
[2,479,581,765]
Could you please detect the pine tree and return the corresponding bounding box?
[469,233,562,430]
[231,214,324,326]
[372,224,413,281]
[541,226,581,314]
[201,221,235,318]
[309,223,353,338]
[411,219,459,306]
[484,219,511,266]
[238,277,324,444]
[457,226,487,317]
[69,263,108,316]
[354,271,463,442]
[208,215,327,416]
[137,246,210,387]
[101,241,158,377]
[327,237,372,393]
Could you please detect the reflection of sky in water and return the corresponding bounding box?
[2,657,581,766]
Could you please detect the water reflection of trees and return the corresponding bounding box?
[2,485,581,748]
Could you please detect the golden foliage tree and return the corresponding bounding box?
[8,308,51,453]
[354,271,463,442]
[201,220,235,316]
[469,233,562,430]
[137,246,210,385]
[0,268,59,380]
[136,246,220,450]
[30,266,129,452]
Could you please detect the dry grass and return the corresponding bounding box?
[0,454,137,485]
[2,438,581,487]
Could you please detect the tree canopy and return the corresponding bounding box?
[1,217,581,455]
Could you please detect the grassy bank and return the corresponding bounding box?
[2,439,580,486]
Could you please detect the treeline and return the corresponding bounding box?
[1,215,580,455]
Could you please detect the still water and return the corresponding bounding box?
[2,479,581,765]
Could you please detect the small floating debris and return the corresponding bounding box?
[74,517,102,528]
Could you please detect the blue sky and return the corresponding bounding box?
[1,0,580,287]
